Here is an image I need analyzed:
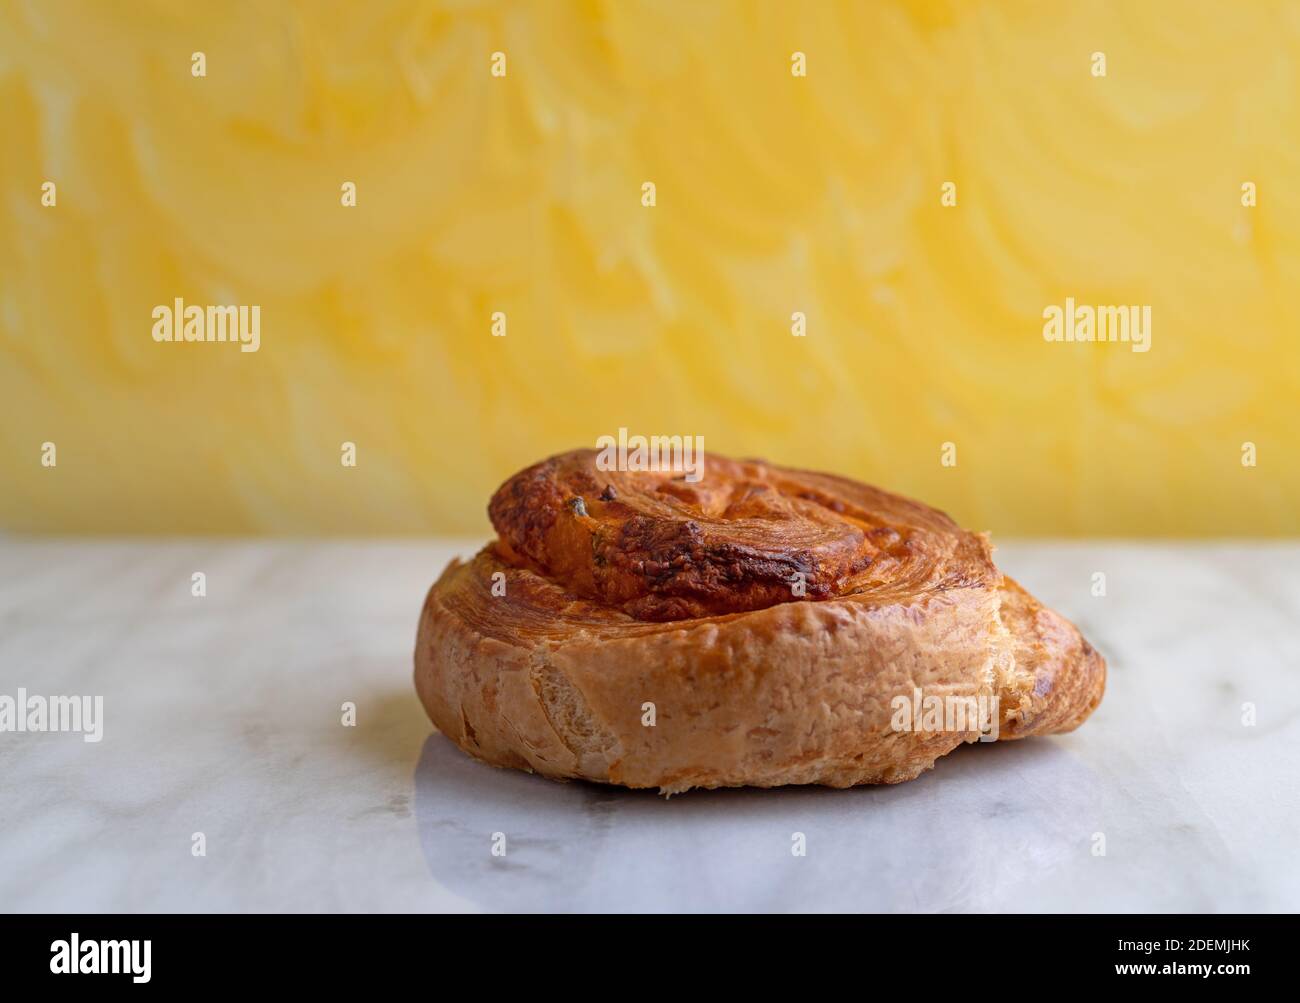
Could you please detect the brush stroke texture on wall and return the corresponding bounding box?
[1,0,1296,535]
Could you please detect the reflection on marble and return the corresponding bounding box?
[0,539,1297,912]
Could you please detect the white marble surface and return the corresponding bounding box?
[0,538,1297,913]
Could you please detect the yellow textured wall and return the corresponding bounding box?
[1,0,1297,536]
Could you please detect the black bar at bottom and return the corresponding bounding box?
[0,913,1288,989]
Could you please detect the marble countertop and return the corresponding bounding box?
[1,538,1296,913]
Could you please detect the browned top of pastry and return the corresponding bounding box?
[487,449,997,621]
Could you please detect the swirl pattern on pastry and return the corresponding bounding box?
[415,450,1105,792]
[487,451,999,621]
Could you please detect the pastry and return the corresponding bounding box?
[414,450,1105,792]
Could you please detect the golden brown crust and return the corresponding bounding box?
[415,450,1106,792]
[996,577,1107,740]
[487,449,998,621]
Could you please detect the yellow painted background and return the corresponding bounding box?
[2,0,1297,536]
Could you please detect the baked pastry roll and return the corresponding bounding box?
[414,450,1104,793]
